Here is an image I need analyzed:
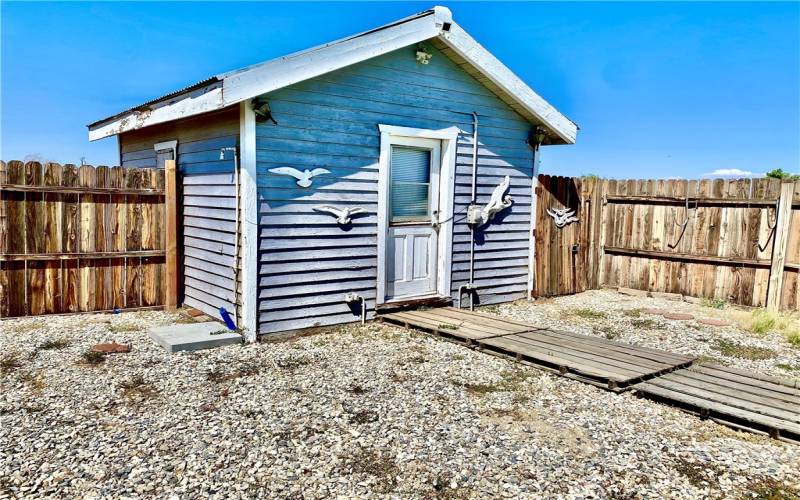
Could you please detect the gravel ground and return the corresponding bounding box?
[1,299,799,499]
[490,289,800,380]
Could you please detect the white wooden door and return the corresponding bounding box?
[385,138,441,300]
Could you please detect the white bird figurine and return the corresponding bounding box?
[313,205,367,225]
[481,175,513,223]
[269,167,330,188]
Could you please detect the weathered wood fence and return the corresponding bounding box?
[0,160,169,317]
[535,175,800,311]
[5,161,799,316]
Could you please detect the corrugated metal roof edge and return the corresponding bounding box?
[86,76,221,128]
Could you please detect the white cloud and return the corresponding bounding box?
[702,168,763,179]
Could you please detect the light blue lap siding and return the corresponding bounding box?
[119,107,241,320]
[257,43,535,334]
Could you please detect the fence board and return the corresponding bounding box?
[3,261,25,316]
[62,165,79,254]
[1,161,166,318]
[783,196,800,310]
[43,163,63,254]
[0,162,6,256]
[6,162,26,255]
[766,183,796,311]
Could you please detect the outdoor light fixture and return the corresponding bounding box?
[415,43,432,65]
[251,97,278,124]
[528,126,547,150]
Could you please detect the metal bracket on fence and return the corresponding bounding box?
[667,195,697,249]
[755,198,779,252]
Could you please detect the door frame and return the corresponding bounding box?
[376,124,458,305]
[383,135,441,300]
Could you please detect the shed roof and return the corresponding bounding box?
[88,6,577,144]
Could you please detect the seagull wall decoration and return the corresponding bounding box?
[313,205,367,226]
[269,167,330,188]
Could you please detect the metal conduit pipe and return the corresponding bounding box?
[345,292,367,324]
[466,111,480,310]
[220,147,240,326]
[457,283,474,309]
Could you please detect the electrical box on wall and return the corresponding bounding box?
[466,203,483,225]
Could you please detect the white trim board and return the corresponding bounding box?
[154,140,177,155]
[378,124,460,140]
[239,101,259,341]
[376,124,457,305]
[88,6,577,145]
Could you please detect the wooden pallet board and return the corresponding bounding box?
[634,364,800,443]
[491,331,688,373]
[381,306,799,442]
[441,307,694,366]
[381,308,530,340]
[381,306,693,388]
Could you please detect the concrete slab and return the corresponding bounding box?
[148,322,241,353]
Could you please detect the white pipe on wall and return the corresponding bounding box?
[467,112,479,310]
[220,147,241,327]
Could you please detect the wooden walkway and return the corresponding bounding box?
[380,306,800,443]
[634,364,800,442]
[380,307,694,390]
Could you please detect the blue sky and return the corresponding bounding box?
[1,1,798,178]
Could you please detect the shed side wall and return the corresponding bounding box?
[119,106,241,319]
[256,44,534,334]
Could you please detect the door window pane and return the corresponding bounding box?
[390,145,430,222]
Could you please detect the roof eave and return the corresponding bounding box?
[88,79,225,141]
[88,6,578,145]
[437,22,577,145]
[88,8,446,141]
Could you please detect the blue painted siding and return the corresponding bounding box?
[256,44,535,334]
[119,107,241,319]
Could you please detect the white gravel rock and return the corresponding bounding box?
[0,305,798,499]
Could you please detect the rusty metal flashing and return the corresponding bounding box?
[87,76,221,129]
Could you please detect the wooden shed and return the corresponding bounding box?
[87,6,577,340]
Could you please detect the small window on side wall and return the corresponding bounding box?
[154,140,177,169]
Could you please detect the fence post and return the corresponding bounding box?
[164,159,178,310]
[599,180,609,288]
[766,182,794,312]
[528,147,542,299]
